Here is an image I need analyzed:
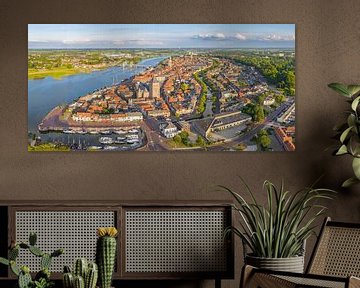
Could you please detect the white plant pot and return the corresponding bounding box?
[245,254,305,273]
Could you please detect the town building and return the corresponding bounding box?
[150,79,161,99]
[160,121,179,138]
[274,127,295,151]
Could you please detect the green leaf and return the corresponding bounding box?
[328,83,352,97]
[347,114,356,127]
[348,135,360,156]
[351,96,360,111]
[333,122,348,132]
[342,177,360,188]
[10,261,20,276]
[0,257,9,266]
[352,157,360,179]
[29,233,37,246]
[347,85,360,97]
[340,127,352,143]
[336,145,348,155]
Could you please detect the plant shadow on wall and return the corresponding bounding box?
[220,178,336,273]
[328,83,360,187]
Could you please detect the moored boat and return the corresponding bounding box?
[103,145,118,150]
[100,130,112,135]
[127,139,139,144]
[88,146,103,150]
[99,137,114,144]
[114,129,127,135]
[77,130,87,134]
[63,129,76,134]
[127,134,139,140]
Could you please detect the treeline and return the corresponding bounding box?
[234,56,295,96]
[193,72,208,114]
[193,60,220,115]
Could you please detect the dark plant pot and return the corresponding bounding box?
[245,254,304,273]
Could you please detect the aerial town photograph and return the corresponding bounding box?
[28,24,295,152]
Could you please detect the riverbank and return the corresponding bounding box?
[28,59,148,80]
[38,105,142,133]
[28,67,89,80]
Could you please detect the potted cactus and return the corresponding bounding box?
[0,232,64,288]
[96,227,118,288]
[62,258,98,288]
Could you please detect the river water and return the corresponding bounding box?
[28,57,165,148]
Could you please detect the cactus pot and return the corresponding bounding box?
[245,254,304,273]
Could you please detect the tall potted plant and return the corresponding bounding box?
[328,83,360,187]
[222,179,334,273]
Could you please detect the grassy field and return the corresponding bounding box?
[28,143,70,151]
[28,68,87,80]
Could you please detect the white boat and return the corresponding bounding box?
[88,146,103,150]
[103,145,118,150]
[127,134,139,140]
[99,137,114,144]
[100,130,112,135]
[116,136,126,141]
[127,139,139,144]
[77,130,87,134]
[115,139,127,144]
[128,129,139,134]
[114,130,127,135]
[63,129,76,134]
[89,131,99,135]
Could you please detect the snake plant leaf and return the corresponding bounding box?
[328,83,352,97]
[336,145,348,155]
[342,177,360,188]
[352,157,360,179]
[351,96,360,111]
[340,127,352,143]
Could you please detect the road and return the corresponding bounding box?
[203,89,214,118]
[140,119,167,151]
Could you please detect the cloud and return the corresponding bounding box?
[28,38,165,48]
[234,33,247,40]
[193,33,227,41]
[113,39,164,46]
[259,34,295,41]
[192,32,294,42]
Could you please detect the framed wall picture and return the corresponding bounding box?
[28,24,295,152]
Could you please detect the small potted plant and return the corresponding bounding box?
[62,258,98,288]
[0,232,64,288]
[328,83,360,187]
[96,227,118,288]
[221,179,334,273]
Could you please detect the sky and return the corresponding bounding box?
[28,24,295,49]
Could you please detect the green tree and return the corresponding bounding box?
[275,93,286,104]
[173,135,182,144]
[257,129,271,149]
[196,136,206,147]
[254,104,265,122]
